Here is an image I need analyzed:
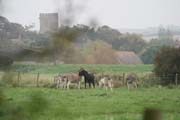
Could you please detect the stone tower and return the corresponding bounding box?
[39,13,59,34]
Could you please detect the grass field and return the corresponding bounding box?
[11,64,154,74]
[0,64,153,87]
[0,64,154,87]
[1,87,180,120]
[1,64,180,120]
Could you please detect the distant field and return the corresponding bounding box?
[11,64,154,74]
[2,87,180,120]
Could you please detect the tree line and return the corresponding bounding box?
[0,16,176,64]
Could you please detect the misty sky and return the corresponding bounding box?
[1,0,180,30]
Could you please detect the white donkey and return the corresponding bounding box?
[99,77,113,91]
[54,74,67,89]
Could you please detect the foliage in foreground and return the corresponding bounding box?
[0,89,48,120]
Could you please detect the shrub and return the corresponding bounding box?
[0,55,13,67]
[154,47,180,85]
[1,71,17,87]
[141,73,161,88]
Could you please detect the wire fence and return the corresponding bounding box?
[0,71,179,88]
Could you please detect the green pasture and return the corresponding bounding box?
[0,64,154,88]
[1,87,180,120]
[0,64,179,120]
[11,64,154,74]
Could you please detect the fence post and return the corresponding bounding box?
[36,73,40,87]
[17,72,21,87]
[148,74,151,85]
[123,73,125,85]
[175,73,178,86]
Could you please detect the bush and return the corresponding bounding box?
[1,71,17,87]
[154,47,180,85]
[141,46,161,64]
[141,73,161,88]
[0,55,13,67]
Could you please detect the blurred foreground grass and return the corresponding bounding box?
[1,87,180,120]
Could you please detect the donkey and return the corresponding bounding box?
[54,74,62,88]
[54,74,67,89]
[126,74,138,90]
[79,68,95,88]
[62,73,81,89]
[99,77,113,91]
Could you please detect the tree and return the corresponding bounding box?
[84,41,118,64]
[142,27,175,64]
[140,46,161,64]
[51,26,79,64]
[154,47,180,84]
[118,33,147,54]
[0,55,13,67]
[60,44,84,64]
[157,26,174,47]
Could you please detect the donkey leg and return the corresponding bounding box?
[89,82,91,88]
[62,81,65,89]
[57,80,60,89]
[85,81,87,89]
[54,79,57,88]
[93,81,95,88]
[78,81,81,89]
[105,86,108,91]
[57,80,60,88]
[54,78,56,87]
[99,82,102,88]
[108,82,113,91]
[134,82,138,89]
[127,83,130,90]
[110,84,113,92]
[67,81,71,90]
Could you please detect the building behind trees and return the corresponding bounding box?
[39,13,59,34]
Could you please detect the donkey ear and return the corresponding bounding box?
[79,67,84,72]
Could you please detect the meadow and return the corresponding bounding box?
[1,64,154,87]
[1,64,180,120]
[11,64,153,74]
[1,87,180,120]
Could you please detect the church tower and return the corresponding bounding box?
[39,13,59,34]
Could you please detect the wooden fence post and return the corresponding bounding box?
[36,73,40,87]
[148,74,151,85]
[17,72,21,87]
[175,73,178,86]
[122,73,125,85]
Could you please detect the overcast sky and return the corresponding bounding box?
[1,0,180,30]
